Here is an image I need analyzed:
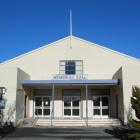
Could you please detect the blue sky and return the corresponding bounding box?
[0,0,140,62]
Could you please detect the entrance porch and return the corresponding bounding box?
[22,79,120,126]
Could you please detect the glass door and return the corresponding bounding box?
[92,96,109,118]
[102,96,109,117]
[43,97,51,116]
[92,96,101,118]
[34,96,51,117]
[63,96,71,117]
[63,96,80,117]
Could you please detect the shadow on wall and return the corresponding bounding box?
[126,106,133,125]
[112,67,124,123]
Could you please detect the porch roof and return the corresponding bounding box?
[21,79,119,86]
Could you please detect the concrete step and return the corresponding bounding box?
[36,118,120,121]
[36,119,120,122]
[35,118,121,127]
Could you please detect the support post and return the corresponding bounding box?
[85,84,88,126]
[51,84,55,127]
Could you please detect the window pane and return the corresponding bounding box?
[67,61,75,66]
[76,71,83,74]
[102,109,109,115]
[72,97,79,107]
[35,97,42,106]
[60,70,65,74]
[60,61,65,65]
[43,109,50,115]
[66,70,75,74]
[76,61,82,65]
[66,65,75,71]
[65,61,76,74]
[76,65,82,71]
[102,97,109,106]
[64,97,71,107]
[93,109,100,115]
[60,65,65,70]
[73,109,79,116]
[43,97,50,107]
[93,97,100,106]
[64,109,71,116]
[35,109,42,115]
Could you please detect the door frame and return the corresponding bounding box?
[63,96,81,118]
[33,96,51,117]
[92,95,110,118]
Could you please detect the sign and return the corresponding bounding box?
[53,74,88,80]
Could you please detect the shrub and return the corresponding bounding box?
[126,133,140,140]
[131,87,140,128]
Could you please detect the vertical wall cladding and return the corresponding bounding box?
[16,68,30,124]
[112,67,124,123]
[0,67,18,123]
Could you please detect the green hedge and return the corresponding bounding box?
[125,133,140,140]
[130,119,140,128]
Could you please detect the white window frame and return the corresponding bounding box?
[63,96,81,118]
[34,96,51,117]
[92,95,110,118]
[59,60,83,75]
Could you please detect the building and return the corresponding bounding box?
[0,36,140,126]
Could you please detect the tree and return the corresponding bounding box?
[131,86,140,128]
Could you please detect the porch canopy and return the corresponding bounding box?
[21,79,119,86]
[21,79,119,127]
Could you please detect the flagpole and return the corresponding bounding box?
[70,10,72,36]
[70,10,72,49]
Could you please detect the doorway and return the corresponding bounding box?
[34,96,51,117]
[63,96,81,118]
[92,96,110,118]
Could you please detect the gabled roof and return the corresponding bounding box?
[73,36,140,62]
[1,35,140,65]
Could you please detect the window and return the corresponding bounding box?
[59,60,83,75]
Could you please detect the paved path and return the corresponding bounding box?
[2,126,124,140]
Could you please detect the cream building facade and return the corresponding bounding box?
[0,36,140,126]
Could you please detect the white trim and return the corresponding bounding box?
[92,95,110,118]
[34,96,51,117]
[73,36,140,62]
[1,35,140,65]
[0,36,70,65]
[63,96,81,118]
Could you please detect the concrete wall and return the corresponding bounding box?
[113,66,140,124]
[0,67,18,122]
[16,68,30,124]
[0,67,30,124]
[25,88,34,117]
[0,36,140,80]
[122,66,140,124]
[112,67,124,122]
[0,36,140,123]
